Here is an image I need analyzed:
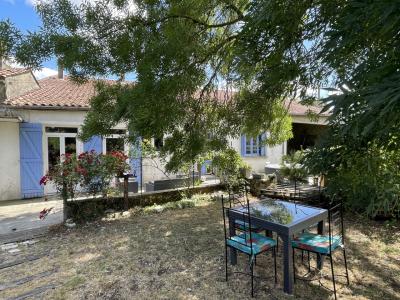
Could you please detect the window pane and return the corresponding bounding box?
[48,137,60,171]
[45,127,78,133]
[246,137,252,154]
[251,137,257,154]
[106,138,124,154]
[65,137,77,155]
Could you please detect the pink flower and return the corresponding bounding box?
[39,175,49,186]
[39,207,53,220]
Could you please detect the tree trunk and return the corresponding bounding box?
[62,181,69,222]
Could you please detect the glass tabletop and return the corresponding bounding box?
[234,198,326,227]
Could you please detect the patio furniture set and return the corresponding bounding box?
[220,182,350,299]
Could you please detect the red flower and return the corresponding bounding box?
[75,166,88,176]
[39,175,49,186]
[39,207,53,220]
[78,152,88,159]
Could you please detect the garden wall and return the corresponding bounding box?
[66,184,221,222]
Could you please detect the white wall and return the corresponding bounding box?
[229,115,327,174]
[0,121,21,201]
[229,136,286,174]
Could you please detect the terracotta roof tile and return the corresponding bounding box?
[5,75,328,115]
[5,76,96,109]
[285,100,327,116]
[0,68,30,79]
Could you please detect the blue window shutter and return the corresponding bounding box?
[201,160,211,175]
[240,135,246,156]
[83,135,102,153]
[129,137,141,184]
[19,123,44,198]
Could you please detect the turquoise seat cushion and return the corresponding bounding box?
[234,220,263,232]
[226,232,276,256]
[292,232,342,254]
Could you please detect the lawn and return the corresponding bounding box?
[1,194,399,299]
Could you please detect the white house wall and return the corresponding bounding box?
[0,109,328,200]
[0,121,21,201]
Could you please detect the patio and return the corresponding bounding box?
[0,194,399,299]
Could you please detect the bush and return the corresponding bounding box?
[280,151,308,183]
[304,144,400,218]
[40,151,130,220]
[211,148,251,190]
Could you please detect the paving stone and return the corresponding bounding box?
[8,248,21,254]
[1,243,18,250]
[21,240,37,246]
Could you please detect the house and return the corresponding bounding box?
[0,63,328,201]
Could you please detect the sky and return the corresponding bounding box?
[0,0,59,78]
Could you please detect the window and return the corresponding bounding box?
[103,129,127,155]
[242,134,265,156]
[105,138,124,154]
[45,127,78,171]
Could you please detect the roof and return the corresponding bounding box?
[0,68,30,79]
[4,76,96,109]
[286,100,326,116]
[4,73,327,115]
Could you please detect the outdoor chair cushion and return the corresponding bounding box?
[226,232,276,256]
[292,232,342,254]
[234,220,264,233]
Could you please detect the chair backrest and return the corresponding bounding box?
[328,197,345,253]
[221,187,255,256]
[227,178,251,208]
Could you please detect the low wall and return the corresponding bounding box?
[66,184,221,222]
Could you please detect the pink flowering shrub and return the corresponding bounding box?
[39,151,130,221]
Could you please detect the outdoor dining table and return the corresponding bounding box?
[228,198,328,295]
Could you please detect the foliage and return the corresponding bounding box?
[40,151,130,198]
[40,153,81,201]
[0,0,297,172]
[304,138,400,218]
[3,1,400,216]
[280,151,308,183]
[211,148,250,190]
[143,193,215,214]
[77,150,130,196]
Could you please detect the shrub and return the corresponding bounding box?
[40,151,130,221]
[211,148,251,190]
[304,144,400,218]
[280,151,309,183]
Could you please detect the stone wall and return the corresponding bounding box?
[66,184,221,222]
[4,72,39,101]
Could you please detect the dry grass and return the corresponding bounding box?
[0,196,399,300]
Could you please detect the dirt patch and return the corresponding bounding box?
[0,197,399,299]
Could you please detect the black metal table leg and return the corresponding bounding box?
[317,219,326,270]
[282,234,294,294]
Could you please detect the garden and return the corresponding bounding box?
[1,1,400,299]
[1,193,399,299]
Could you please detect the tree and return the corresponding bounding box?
[2,1,400,215]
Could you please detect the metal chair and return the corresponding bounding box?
[227,181,265,234]
[221,193,277,297]
[292,200,350,300]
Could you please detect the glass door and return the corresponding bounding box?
[44,127,78,194]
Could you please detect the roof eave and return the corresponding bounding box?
[4,104,90,111]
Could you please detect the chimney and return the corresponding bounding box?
[58,64,64,79]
